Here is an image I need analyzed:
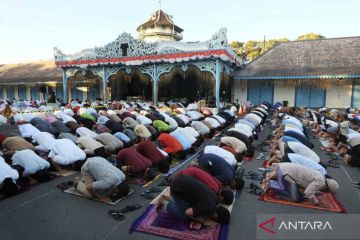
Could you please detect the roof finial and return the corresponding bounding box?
[158,0,162,9]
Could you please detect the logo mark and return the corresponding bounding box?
[259,217,276,235]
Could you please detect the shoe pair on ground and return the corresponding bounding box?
[245,183,263,196]
[140,186,163,199]
[108,204,142,220]
[244,171,264,181]
[352,181,360,188]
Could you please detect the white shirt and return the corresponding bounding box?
[165,117,178,130]
[348,133,360,147]
[48,139,86,165]
[24,113,37,123]
[187,111,203,120]
[61,114,77,123]
[63,109,74,116]
[184,127,200,138]
[234,123,253,135]
[136,115,152,125]
[212,115,226,124]
[13,113,25,123]
[174,128,197,144]
[204,145,237,166]
[76,127,98,139]
[285,125,304,136]
[187,103,198,110]
[0,157,19,184]
[283,116,303,129]
[287,142,320,163]
[12,150,50,176]
[177,114,191,124]
[32,132,56,152]
[18,124,40,138]
[205,117,221,128]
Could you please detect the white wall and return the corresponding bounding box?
[326,85,352,108]
[3,87,7,100]
[26,86,31,101]
[273,81,296,107]
[14,85,19,99]
[233,80,247,103]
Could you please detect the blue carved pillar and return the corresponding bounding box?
[102,66,108,103]
[62,68,68,103]
[152,64,158,106]
[215,59,221,110]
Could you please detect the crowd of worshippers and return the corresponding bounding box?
[0,99,245,202]
[155,102,271,227]
[260,105,341,206]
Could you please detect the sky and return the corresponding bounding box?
[0,0,359,64]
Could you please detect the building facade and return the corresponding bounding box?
[232,37,360,108]
[54,28,242,109]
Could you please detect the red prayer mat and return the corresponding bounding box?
[259,191,345,213]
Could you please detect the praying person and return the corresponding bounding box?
[48,139,86,173]
[156,175,230,227]
[74,157,129,203]
[11,149,51,183]
[158,133,184,158]
[0,156,19,196]
[76,136,106,156]
[135,140,171,173]
[262,163,338,205]
[196,153,243,189]
[116,148,157,181]
[2,136,35,157]
[95,133,123,154]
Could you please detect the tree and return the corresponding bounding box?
[230,41,244,49]
[296,33,325,41]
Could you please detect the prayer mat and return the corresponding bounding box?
[131,186,237,240]
[129,174,161,188]
[130,205,229,240]
[63,187,134,205]
[51,170,78,177]
[259,191,345,213]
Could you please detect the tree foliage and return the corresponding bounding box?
[296,33,325,41]
[230,33,324,62]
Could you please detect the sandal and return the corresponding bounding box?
[246,187,262,196]
[141,192,155,199]
[246,174,263,181]
[244,171,257,177]
[108,210,125,221]
[325,162,340,168]
[145,186,162,193]
[119,204,142,213]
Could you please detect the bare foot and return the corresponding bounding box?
[190,221,202,230]
[156,195,168,213]
[343,154,351,165]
